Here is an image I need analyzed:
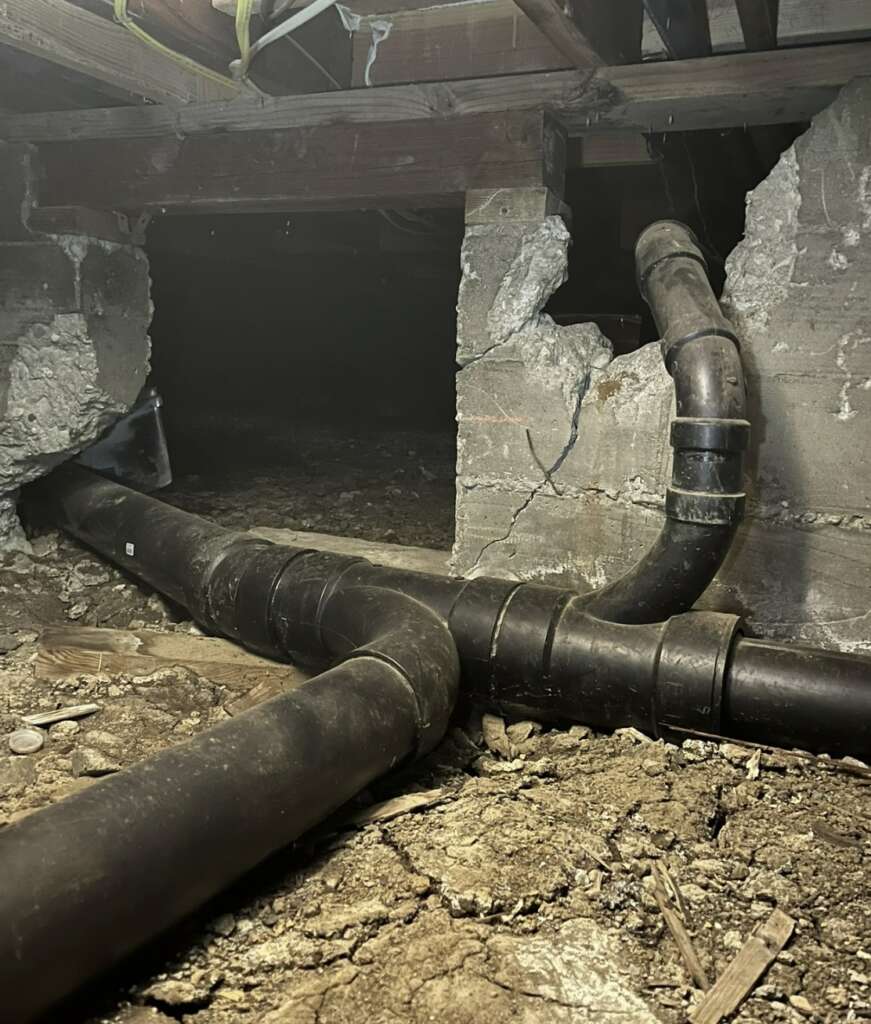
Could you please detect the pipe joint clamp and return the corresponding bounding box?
[671,416,750,453]
[654,611,743,741]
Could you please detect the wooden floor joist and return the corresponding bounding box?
[1,40,868,145]
[511,0,606,67]
[0,0,237,105]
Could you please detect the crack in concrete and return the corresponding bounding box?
[466,383,586,577]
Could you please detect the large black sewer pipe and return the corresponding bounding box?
[584,221,749,624]
[0,545,458,1022]
[29,463,871,763]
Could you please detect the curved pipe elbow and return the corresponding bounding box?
[584,221,750,624]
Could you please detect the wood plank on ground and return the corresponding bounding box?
[691,909,796,1024]
[3,40,868,145]
[250,527,452,575]
[34,110,565,213]
[36,625,308,697]
[35,529,451,713]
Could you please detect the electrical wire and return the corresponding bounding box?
[113,0,239,93]
[231,0,340,79]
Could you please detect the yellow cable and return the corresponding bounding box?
[113,0,240,93]
[235,0,256,77]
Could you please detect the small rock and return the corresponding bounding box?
[67,602,88,620]
[210,913,236,937]
[49,720,80,741]
[616,727,652,744]
[482,714,512,759]
[143,980,203,1008]
[825,985,848,1008]
[720,742,751,764]
[568,724,591,740]
[681,738,714,762]
[0,633,22,654]
[747,748,762,780]
[71,747,120,777]
[789,995,814,1016]
[9,728,45,755]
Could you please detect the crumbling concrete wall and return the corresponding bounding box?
[453,79,871,653]
[0,143,152,551]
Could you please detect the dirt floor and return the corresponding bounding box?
[1,432,869,1024]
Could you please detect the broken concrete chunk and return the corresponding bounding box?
[481,714,512,759]
[71,746,121,777]
[0,143,152,551]
[142,979,205,1009]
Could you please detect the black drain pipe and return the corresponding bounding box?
[27,463,871,762]
[8,483,868,1024]
[584,221,749,624]
[0,533,458,1022]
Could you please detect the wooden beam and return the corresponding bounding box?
[350,1,567,86]
[511,0,643,66]
[3,41,868,143]
[644,0,712,58]
[646,0,871,59]
[511,0,604,66]
[69,0,238,70]
[735,0,779,50]
[34,111,566,213]
[67,0,352,94]
[0,0,237,104]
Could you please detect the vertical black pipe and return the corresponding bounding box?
[583,221,749,623]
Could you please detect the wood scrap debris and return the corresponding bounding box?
[35,626,309,705]
[344,788,448,827]
[650,862,711,991]
[691,908,796,1024]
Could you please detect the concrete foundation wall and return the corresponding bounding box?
[0,143,152,550]
[453,80,871,654]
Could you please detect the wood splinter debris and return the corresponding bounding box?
[22,703,101,727]
[691,908,796,1024]
[651,863,711,991]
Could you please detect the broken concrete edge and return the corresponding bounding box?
[0,142,153,553]
[452,214,617,577]
[452,83,871,654]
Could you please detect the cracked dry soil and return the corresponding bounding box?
[1,473,869,1024]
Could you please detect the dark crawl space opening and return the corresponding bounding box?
[144,124,802,552]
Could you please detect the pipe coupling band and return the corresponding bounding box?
[655,611,742,741]
[635,220,707,292]
[671,417,750,453]
[666,486,745,526]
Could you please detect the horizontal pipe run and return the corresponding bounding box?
[35,463,871,762]
[0,535,459,1020]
